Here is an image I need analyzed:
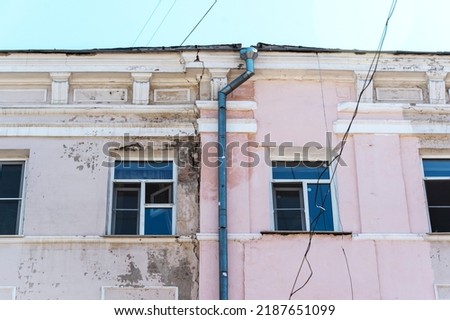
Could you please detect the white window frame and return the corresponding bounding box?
[272,184,306,230]
[0,160,27,236]
[108,161,177,236]
[270,163,339,232]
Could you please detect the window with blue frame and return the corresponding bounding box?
[423,159,450,232]
[272,161,334,232]
[111,161,175,235]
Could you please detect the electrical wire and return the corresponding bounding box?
[288,0,397,300]
[180,0,218,46]
[332,0,398,166]
[132,0,163,47]
[131,0,162,47]
[146,0,178,46]
[316,52,329,133]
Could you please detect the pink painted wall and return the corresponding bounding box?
[354,134,410,233]
[199,78,436,299]
[200,235,435,299]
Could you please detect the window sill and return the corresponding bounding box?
[261,231,352,236]
[0,235,24,238]
[101,235,179,238]
[0,235,195,244]
[425,233,450,241]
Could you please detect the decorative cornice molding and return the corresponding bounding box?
[0,53,186,73]
[334,119,450,135]
[338,102,450,114]
[197,118,257,133]
[195,100,257,111]
[3,51,450,75]
[0,125,196,137]
[0,104,196,115]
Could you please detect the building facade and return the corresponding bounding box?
[0,45,449,299]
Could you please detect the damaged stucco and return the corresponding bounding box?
[2,239,198,299]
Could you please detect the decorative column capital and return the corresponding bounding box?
[50,72,71,82]
[131,72,153,82]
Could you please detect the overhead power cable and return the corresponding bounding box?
[146,0,178,46]
[132,0,163,47]
[179,0,218,46]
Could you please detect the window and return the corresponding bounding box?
[272,161,335,231]
[111,161,175,235]
[423,159,450,232]
[0,162,25,235]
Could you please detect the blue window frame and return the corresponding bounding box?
[423,159,450,232]
[111,161,175,235]
[272,161,334,232]
[0,162,25,235]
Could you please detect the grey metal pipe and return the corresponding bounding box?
[218,47,257,300]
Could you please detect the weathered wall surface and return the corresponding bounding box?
[0,135,200,299]
[0,239,198,299]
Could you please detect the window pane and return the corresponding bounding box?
[425,180,450,206]
[144,208,172,235]
[307,184,334,231]
[423,159,450,177]
[273,161,330,180]
[113,210,139,235]
[114,161,173,180]
[115,188,139,209]
[276,210,305,231]
[0,200,20,235]
[145,183,173,204]
[273,184,306,230]
[429,208,450,232]
[275,188,303,209]
[0,164,23,198]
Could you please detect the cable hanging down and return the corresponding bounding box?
[288,0,398,300]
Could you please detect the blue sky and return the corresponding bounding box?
[0,0,446,51]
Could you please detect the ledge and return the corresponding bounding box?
[0,235,24,238]
[197,118,257,133]
[0,235,196,244]
[0,104,196,115]
[196,233,262,241]
[195,100,257,111]
[424,233,450,241]
[352,233,425,241]
[334,119,450,135]
[261,231,352,236]
[338,102,450,114]
[0,124,196,137]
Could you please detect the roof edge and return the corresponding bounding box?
[0,43,243,55]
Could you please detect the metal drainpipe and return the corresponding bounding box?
[218,47,258,300]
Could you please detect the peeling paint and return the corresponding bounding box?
[61,141,101,173]
[118,255,143,285]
